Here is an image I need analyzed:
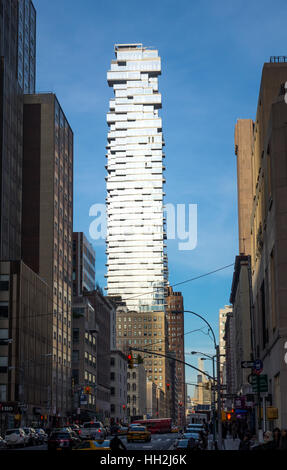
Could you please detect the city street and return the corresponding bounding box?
[0,433,180,451]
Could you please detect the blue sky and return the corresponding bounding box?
[34,0,287,390]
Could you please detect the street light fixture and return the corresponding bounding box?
[183,310,222,450]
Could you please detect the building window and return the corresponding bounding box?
[0,356,8,373]
[0,275,9,291]
[0,384,7,401]
[72,350,79,362]
[0,329,8,340]
[0,302,8,318]
[72,329,79,343]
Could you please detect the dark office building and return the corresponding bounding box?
[0,0,36,260]
[22,93,73,423]
[73,232,95,296]
[166,286,185,426]
[84,290,114,424]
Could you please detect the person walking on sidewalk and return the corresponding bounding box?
[110,433,127,452]
[239,432,252,451]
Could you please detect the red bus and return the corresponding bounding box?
[131,418,172,434]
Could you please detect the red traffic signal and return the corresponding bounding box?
[166,383,170,390]
[127,354,134,369]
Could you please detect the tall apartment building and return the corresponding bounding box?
[230,59,287,430]
[230,255,253,395]
[249,59,287,429]
[106,43,167,312]
[116,309,170,395]
[71,296,98,423]
[219,305,232,383]
[127,363,147,420]
[0,0,36,260]
[22,93,73,424]
[166,286,185,426]
[72,232,95,296]
[110,350,128,423]
[0,260,51,428]
[235,119,254,256]
[84,290,114,425]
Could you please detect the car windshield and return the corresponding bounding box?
[177,440,189,447]
[83,422,101,428]
[132,427,146,431]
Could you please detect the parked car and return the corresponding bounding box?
[34,428,48,443]
[186,424,204,432]
[69,424,82,438]
[48,431,80,451]
[171,426,179,433]
[80,422,107,440]
[117,426,129,435]
[174,438,198,450]
[4,428,29,448]
[23,427,40,446]
[127,426,151,443]
[0,436,7,448]
[73,439,111,451]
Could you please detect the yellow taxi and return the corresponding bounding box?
[73,439,110,450]
[127,426,151,443]
[171,426,179,433]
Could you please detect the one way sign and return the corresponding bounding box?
[241,361,254,368]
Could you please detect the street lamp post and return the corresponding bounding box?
[186,351,216,444]
[183,310,222,450]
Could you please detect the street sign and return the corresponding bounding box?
[0,402,18,413]
[251,374,268,393]
[241,361,254,368]
[252,359,263,375]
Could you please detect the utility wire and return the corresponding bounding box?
[3,263,234,321]
[112,263,234,303]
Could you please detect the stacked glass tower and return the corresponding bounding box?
[106,44,167,312]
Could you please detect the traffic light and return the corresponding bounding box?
[166,383,170,391]
[127,354,134,369]
[84,386,92,395]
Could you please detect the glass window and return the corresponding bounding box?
[0,384,7,401]
[0,275,9,291]
[72,350,79,362]
[0,329,8,339]
[0,302,8,318]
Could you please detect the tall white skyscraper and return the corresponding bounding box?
[106,44,167,312]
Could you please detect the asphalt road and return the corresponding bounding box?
[122,432,178,451]
[1,433,180,451]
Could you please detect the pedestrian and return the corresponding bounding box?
[273,427,281,449]
[222,422,227,439]
[110,432,127,451]
[231,420,238,440]
[198,430,207,450]
[279,429,287,450]
[251,430,276,451]
[239,432,252,451]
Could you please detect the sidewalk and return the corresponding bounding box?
[208,435,241,450]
